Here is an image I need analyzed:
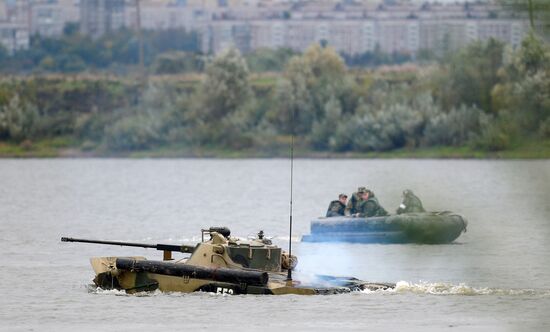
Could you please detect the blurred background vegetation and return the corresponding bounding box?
[0,24,549,157]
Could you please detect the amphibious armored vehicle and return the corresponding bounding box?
[62,227,393,295]
[302,212,467,244]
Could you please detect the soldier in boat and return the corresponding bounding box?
[396,189,425,214]
[326,194,348,217]
[345,187,366,216]
[354,189,389,218]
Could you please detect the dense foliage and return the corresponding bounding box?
[0,27,420,75]
[0,33,549,155]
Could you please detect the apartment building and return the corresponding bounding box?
[80,0,125,38]
[202,1,529,55]
[8,0,529,56]
[0,0,29,53]
[124,2,211,32]
[30,0,80,37]
[0,22,29,53]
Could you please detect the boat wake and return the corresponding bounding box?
[363,281,550,296]
[87,285,235,297]
[87,282,550,297]
[88,285,127,296]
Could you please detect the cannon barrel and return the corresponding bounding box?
[60,237,195,254]
[116,258,269,286]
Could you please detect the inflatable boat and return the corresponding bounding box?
[301,212,467,244]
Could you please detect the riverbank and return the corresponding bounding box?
[1,36,549,160]
[1,136,549,159]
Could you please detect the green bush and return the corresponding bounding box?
[0,94,40,142]
[153,51,203,74]
[309,96,343,150]
[474,123,512,151]
[104,113,162,151]
[74,112,110,142]
[435,38,504,113]
[472,110,518,151]
[245,48,296,72]
[538,118,550,138]
[329,103,426,152]
[423,105,486,147]
[102,82,186,150]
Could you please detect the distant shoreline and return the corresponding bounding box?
[1,139,549,159]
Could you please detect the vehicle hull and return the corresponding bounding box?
[90,257,394,295]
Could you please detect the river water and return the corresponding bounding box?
[0,159,549,331]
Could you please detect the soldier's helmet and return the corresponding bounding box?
[338,193,347,199]
[403,189,413,196]
[357,186,366,193]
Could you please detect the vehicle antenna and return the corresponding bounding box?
[286,107,295,282]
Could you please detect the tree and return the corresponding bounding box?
[515,31,550,74]
[499,0,550,33]
[104,83,180,150]
[491,32,550,133]
[196,47,251,121]
[187,47,255,146]
[0,44,8,63]
[63,22,80,36]
[434,38,504,113]
[245,48,296,72]
[152,51,203,74]
[0,94,39,142]
[270,44,351,134]
[309,95,343,149]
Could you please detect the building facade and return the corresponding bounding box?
[203,16,528,55]
[196,1,530,55]
[30,0,80,37]
[0,0,29,53]
[80,0,125,39]
[0,0,531,56]
[0,22,29,54]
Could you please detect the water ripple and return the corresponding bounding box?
[362,281,550,296]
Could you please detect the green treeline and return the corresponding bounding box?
[0,26,416,75]
[0,33,549,156]
[0,26,201,74]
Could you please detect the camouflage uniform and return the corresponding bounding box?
[396,189,425,214]
[326,200,346,217]
[356,192,389,217]
[345,187,366,216]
